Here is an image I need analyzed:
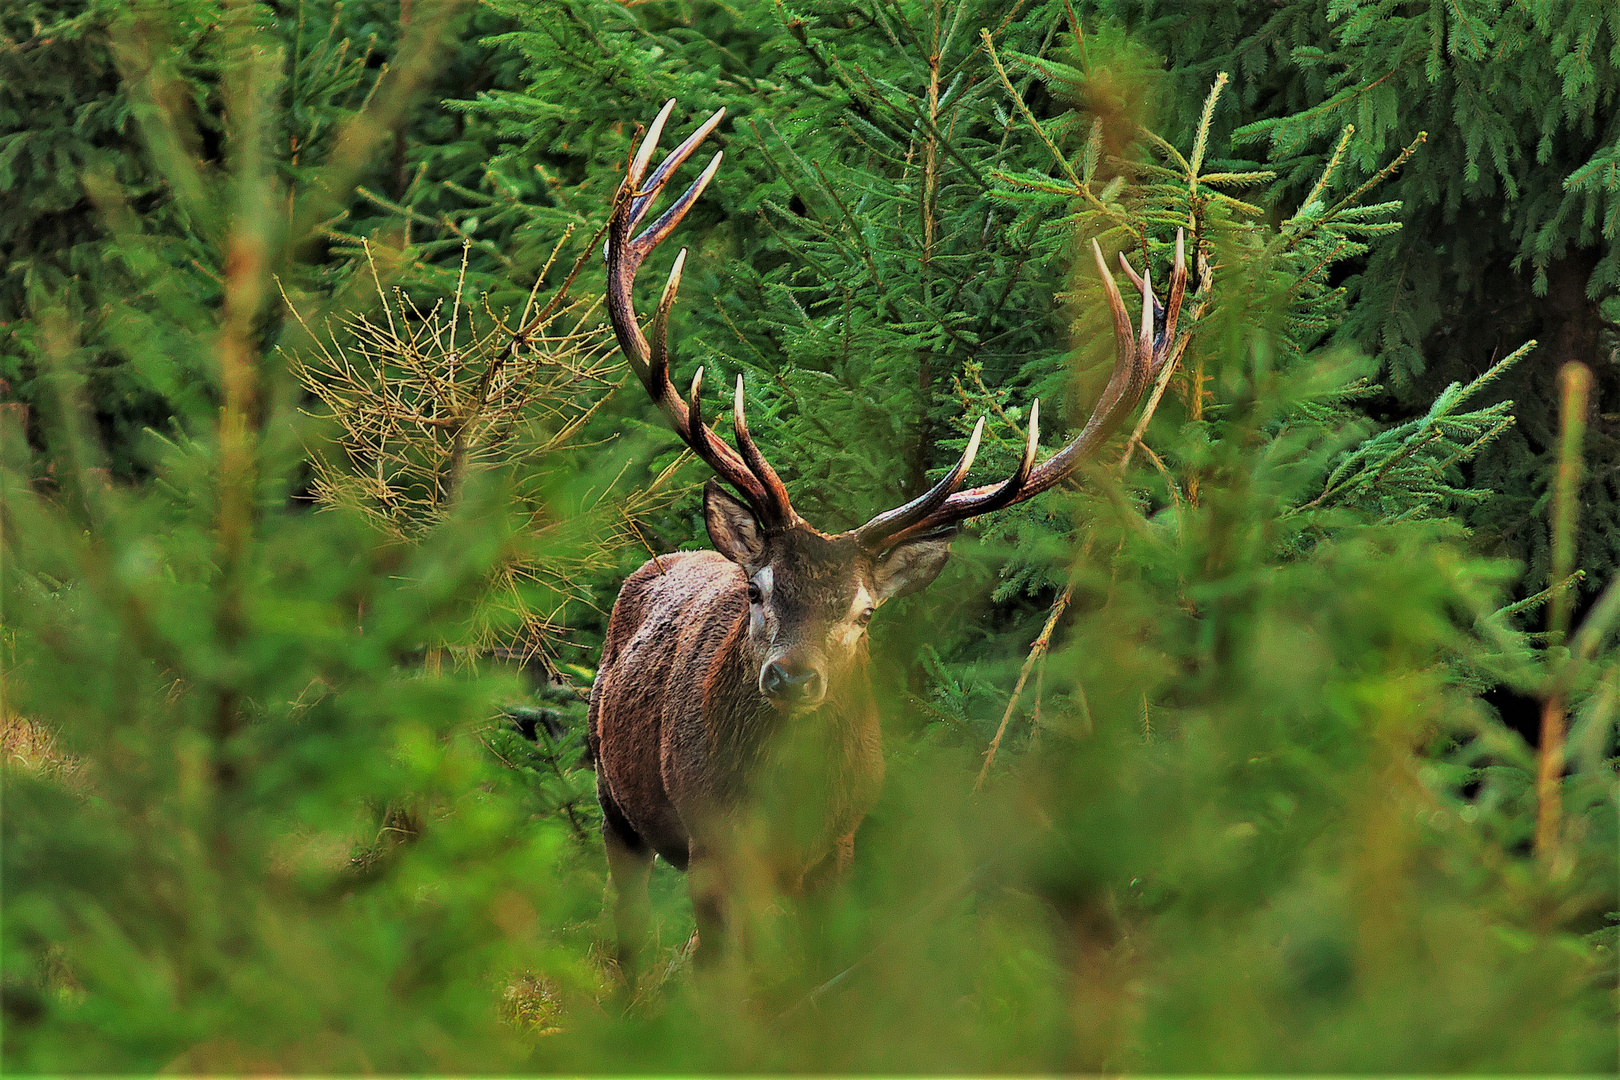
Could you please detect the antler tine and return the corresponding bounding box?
[684,366,733,475]
[647,247,686,399]
[1093,239,1137,379]
[1068,253,1152,430]
[1005,398,1041,498]
[630,106,727,233]
[733,375,797,527]
[1135,267,1155,399]
[689,365,705,417]
[929,399,1043,525]
[1115,250,1145,294]
[629,98,677,187]
[633,150,723,259]
[862,233,1190,550]
[1156,228,1188,376]
[852,417,984,549]
[1119,249,1166,328]
[605,105,726,276]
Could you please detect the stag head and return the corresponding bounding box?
[605,101,1187,712]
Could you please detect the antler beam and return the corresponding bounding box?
[604,101,800,532]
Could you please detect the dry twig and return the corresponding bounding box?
[284,236,685,659]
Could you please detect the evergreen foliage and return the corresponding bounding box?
[2,0,1616,1072]
[1078,0,1620,585]
[2,8,592,1064]
[0,0,524,472]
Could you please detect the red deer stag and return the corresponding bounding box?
[590,101,1187,981]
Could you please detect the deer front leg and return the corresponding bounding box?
[687,839,730,968]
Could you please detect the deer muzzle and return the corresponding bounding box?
[760,657,826,710]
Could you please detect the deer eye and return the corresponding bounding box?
[856,609,874,627]
[747,581,763,605]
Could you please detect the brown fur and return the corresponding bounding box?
[589,506,935,978]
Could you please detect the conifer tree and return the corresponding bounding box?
[1077,0,1619,584]
[0,0,525,473]
[4,0,1615,1071]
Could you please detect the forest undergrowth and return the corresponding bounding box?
[2,0,1616,1072]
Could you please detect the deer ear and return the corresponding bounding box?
[704,479,767,565]
[871,534,953,603]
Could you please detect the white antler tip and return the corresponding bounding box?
[962,416,985,472]
[632,99,678,183]
[660,248,687,306]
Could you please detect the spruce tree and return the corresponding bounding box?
[4,0,1615,1070]
[1077,0,1619,585]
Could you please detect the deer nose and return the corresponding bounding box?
[762,661,825,706]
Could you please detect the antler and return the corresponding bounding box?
[605,100,799,531]
[852,229,1189,551]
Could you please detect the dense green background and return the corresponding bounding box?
[3,0,1616,1071]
